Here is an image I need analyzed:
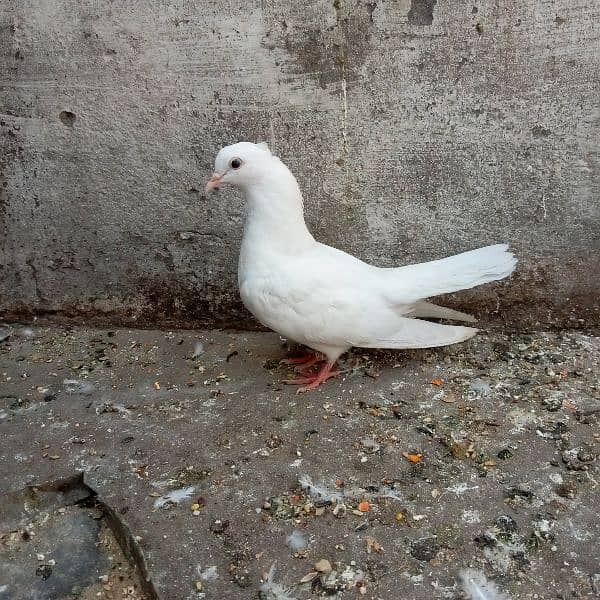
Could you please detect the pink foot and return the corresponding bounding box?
[283,360,339,393]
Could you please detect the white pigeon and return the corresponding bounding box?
[206,142,517,392]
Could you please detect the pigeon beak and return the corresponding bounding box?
[205,172,223,193]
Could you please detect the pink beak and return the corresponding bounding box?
[205,172,223,192]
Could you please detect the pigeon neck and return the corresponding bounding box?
[243,165,314,251]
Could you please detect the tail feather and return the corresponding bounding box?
[410,301,477,323]
[385,244,517,304]
[361,317,478,350]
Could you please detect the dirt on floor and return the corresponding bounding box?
[0,323,599,599]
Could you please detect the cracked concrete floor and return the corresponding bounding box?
[0,323,599,599]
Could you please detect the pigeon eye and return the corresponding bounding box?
[230,158,242,170]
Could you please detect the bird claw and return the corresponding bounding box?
[295,370,340,393]
[283,376,315,386]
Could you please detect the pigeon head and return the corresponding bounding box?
[205,142,273,192]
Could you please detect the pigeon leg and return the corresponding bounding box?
[280,352,322,372]
[279,352,318,365]
[293,355,322,373]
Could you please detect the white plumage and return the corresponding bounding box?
[206,142,517,391]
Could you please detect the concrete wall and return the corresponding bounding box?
[1,0,599,329]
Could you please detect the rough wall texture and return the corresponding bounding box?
[1,0,599,329]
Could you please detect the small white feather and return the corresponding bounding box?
[260,564,296,600]
[459,569,510,600]
[298,474,343,502]
[285,530,307,551]
[378,485,403,501]
[199,565,218,581]
[154,486,195,509]
[298,474,401,503]
[63,379,94,395]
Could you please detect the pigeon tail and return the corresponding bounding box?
[385,244,517,303]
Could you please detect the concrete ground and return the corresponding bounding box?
[1,323,599,599]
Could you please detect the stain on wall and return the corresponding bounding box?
[0,1,599,329]
[408,0,437,26]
